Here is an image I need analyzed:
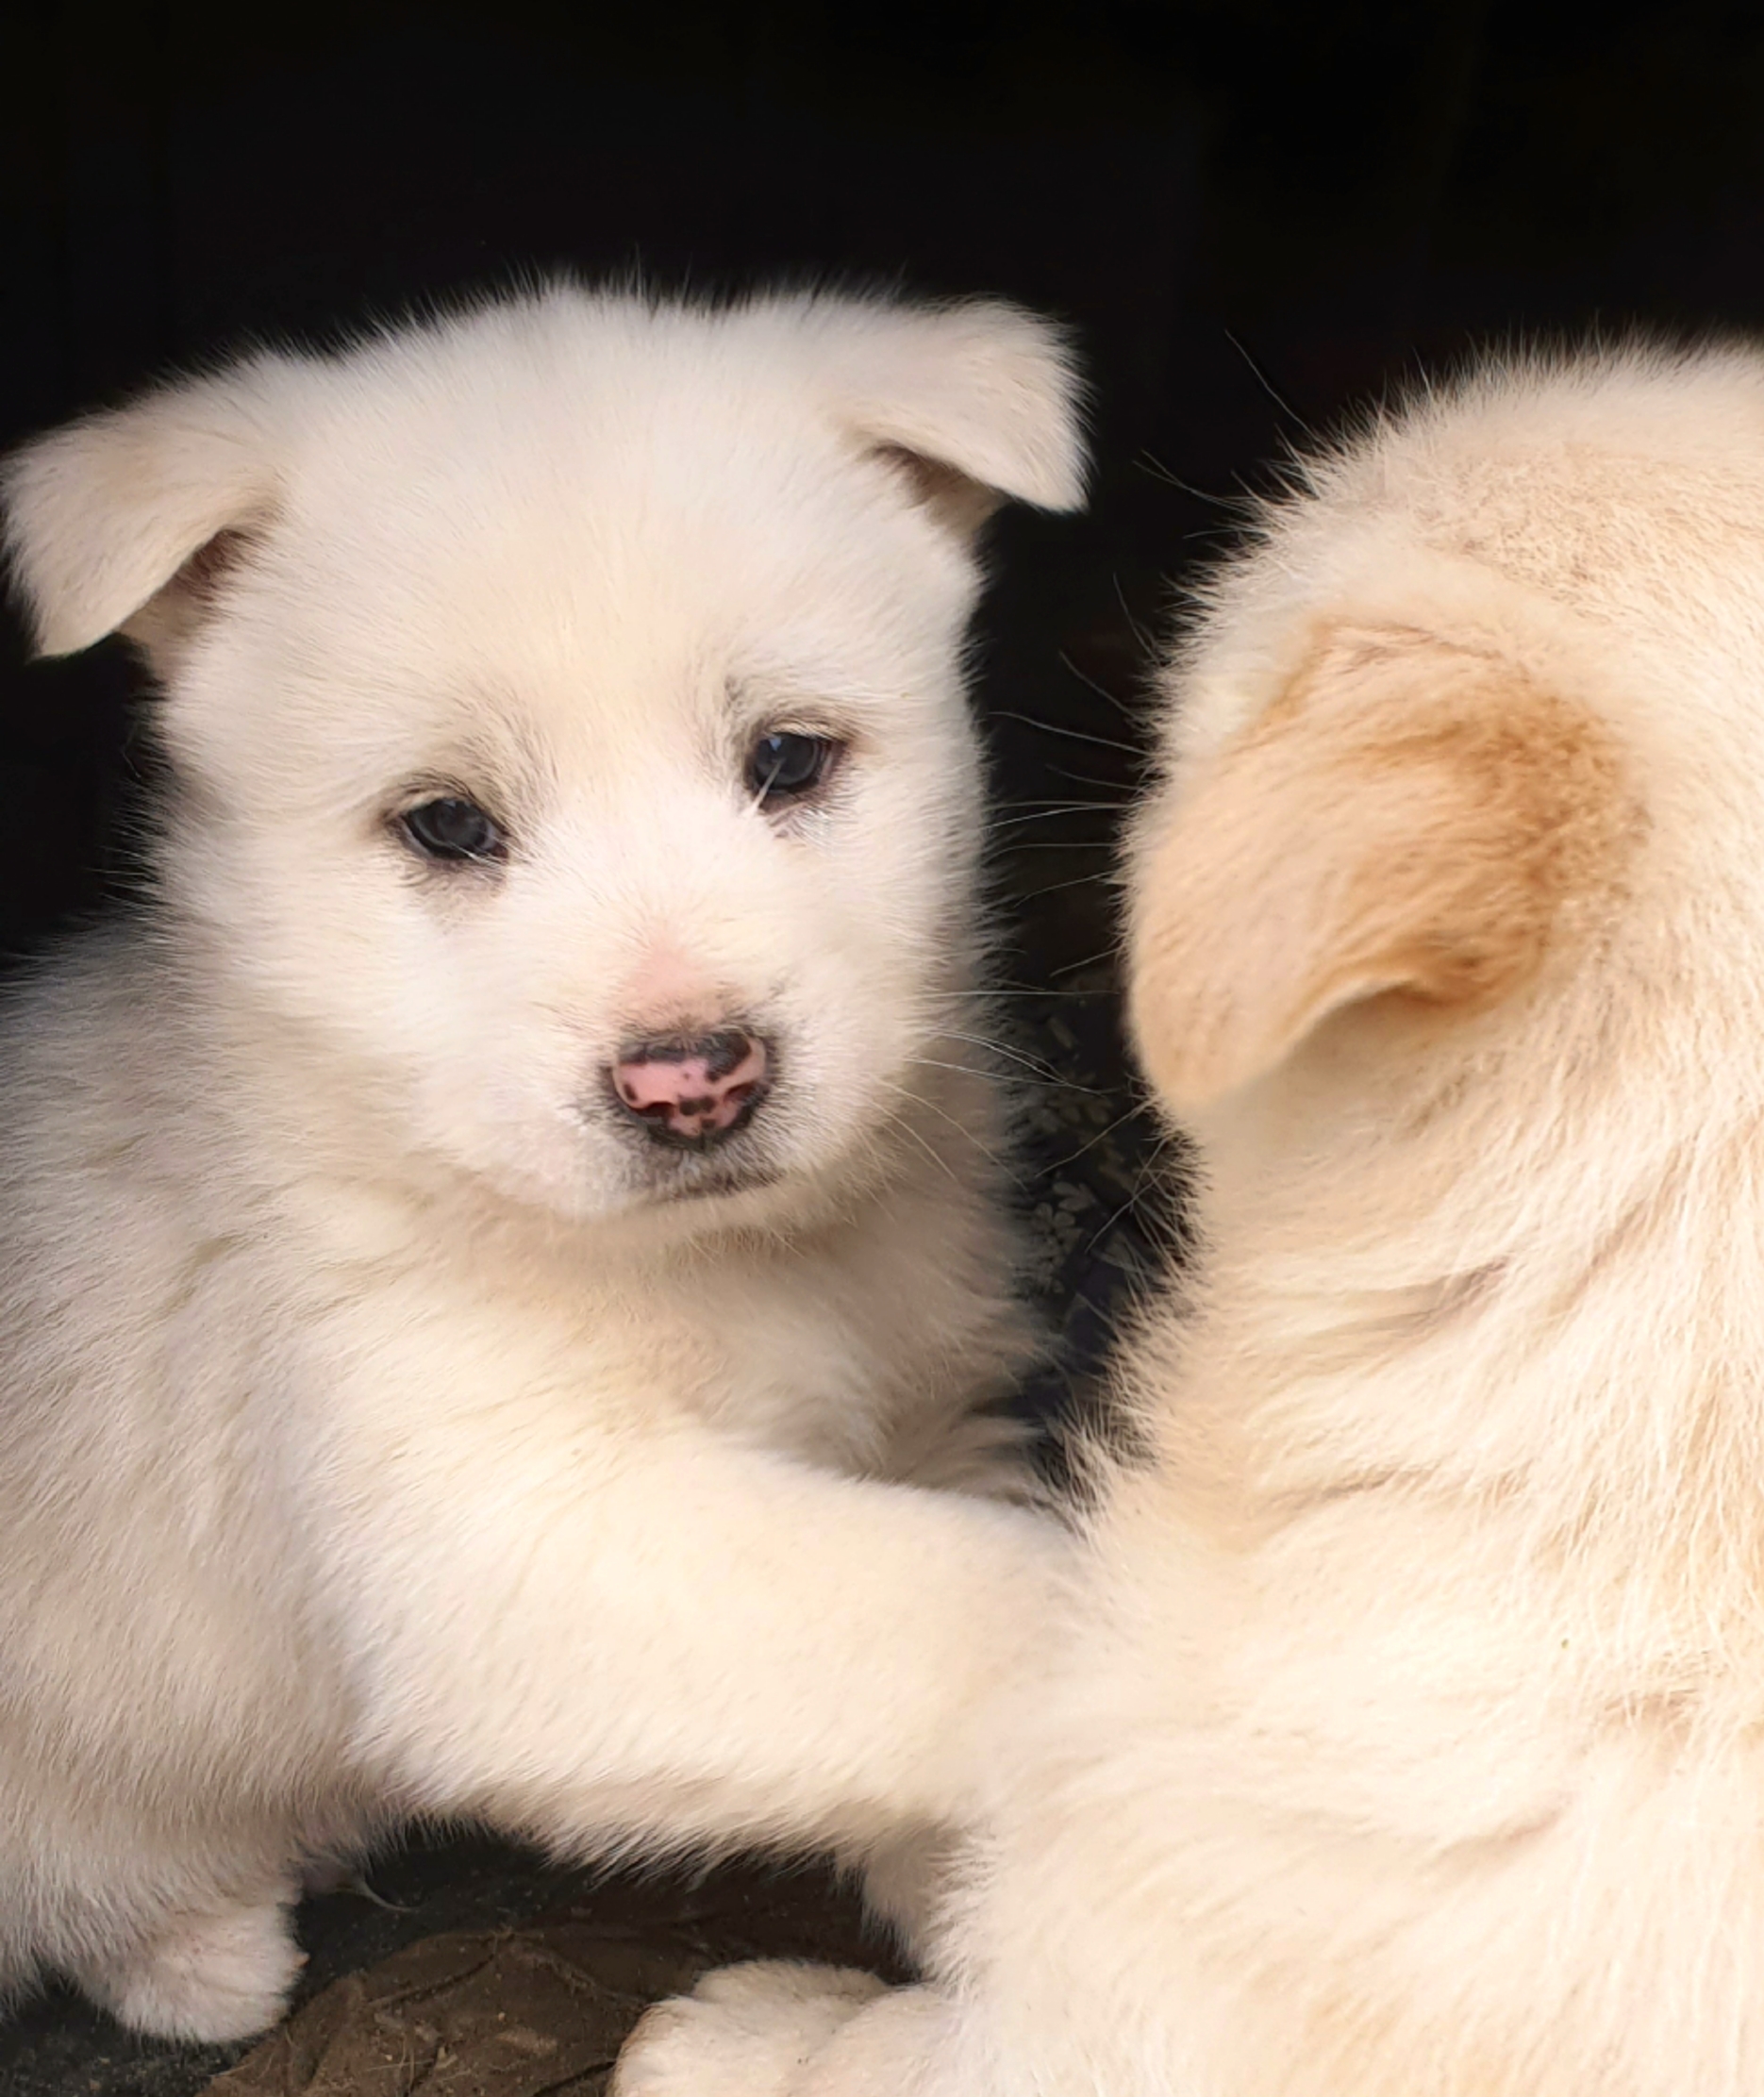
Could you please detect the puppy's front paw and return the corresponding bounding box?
[614,1961,886,2097]
[76,1892,305,2042]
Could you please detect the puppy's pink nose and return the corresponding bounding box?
[609,1030,771,1149]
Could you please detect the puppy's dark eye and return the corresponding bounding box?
[400,796,506,863]
[747,732,839,807]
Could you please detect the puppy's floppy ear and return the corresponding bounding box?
[2,362,286,663]
[1127,624,1634,1116]
[810,297,1088,534]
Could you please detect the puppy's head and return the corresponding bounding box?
[3,288,1086,1223]
[1125,345,1764,1159]
[1127,618,1639,1132]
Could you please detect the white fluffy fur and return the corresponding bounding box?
[617,342,1764,2096]
[0,285,1088,2043]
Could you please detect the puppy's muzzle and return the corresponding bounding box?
[608,1030,772,1150]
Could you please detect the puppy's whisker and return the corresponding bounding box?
[998,789,1117,804]
[936,1030,1105,1091]
[1046,766,1136,795]
[743,751,787,815]
[1082,1132,1183,1257]
[906,1054,1099,1102]
[878,1104,969,1190]
[1134,447,1239,508]
[995,796,1128,815]
[990,839,1119,854]
[989,805,1126,834]
[1112,574,1157,658]
[1057,653,1150,735]
[1051,946,1121,980]
[1046,1103,1155,1175]
[990,710,1143,759]
[1222,325,1307,428]
[986,972,1117,993]
[874,1077,1006,1168]
[995,873,1126,906]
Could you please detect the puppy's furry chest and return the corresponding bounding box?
[291,1224,909,1473]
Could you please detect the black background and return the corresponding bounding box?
[5,0,1764,967]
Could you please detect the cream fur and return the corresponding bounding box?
[617,342,1764,2096]
[0,284,1088,2043]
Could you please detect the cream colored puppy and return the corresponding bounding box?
[619,342,1764,2097]
[0,286,1087,2044]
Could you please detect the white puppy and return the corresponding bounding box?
[0,286,1087,2044]
[618,342,1764,2097]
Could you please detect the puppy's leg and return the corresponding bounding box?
[341,1427,1062,1859]
[840,1823,954,1957]
[71,1885,304,2043]
[615,1965,954,2097]
[854,1409,1043,1951]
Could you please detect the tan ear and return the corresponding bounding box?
[2,361,286,662]
[803,295,1089,534]
[1127,624,1632,1115]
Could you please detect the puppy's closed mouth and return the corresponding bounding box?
[611,1115,788,1204]
[641,1155,786,1205]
